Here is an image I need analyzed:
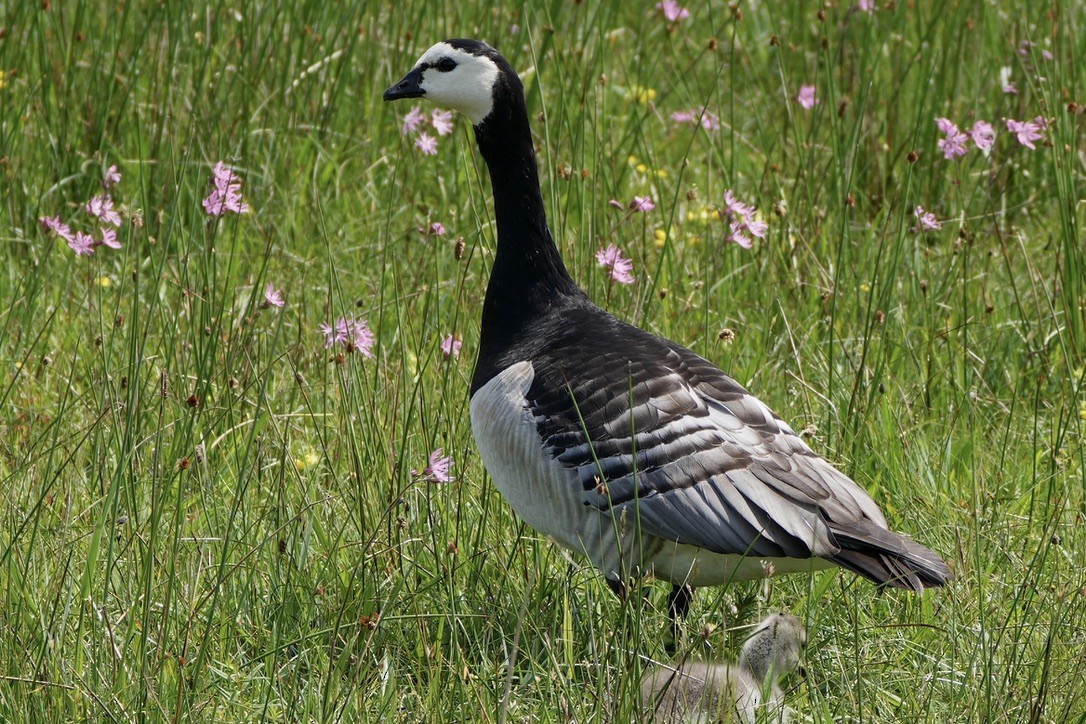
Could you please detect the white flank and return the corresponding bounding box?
[470,362,836,587]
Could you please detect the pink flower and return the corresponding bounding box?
[202,162,250,217]
[99,227,121,249]
[39,215,74,242]
[347,319,375,357]
[934,117,957,135]
[630,196,655,213]
[857,0,876,11]
[431,109,455,136]
[426,222,446,236]
[596,243,635,285]
[796,84,817,110]
[935,118,969,160]
[402,106,426,135]
[415,132,438,155]
[722,189,766,248]
[1003,81,1018,95]
[970,120,995,153]
[86,195,122,227]
[673,108,720,130]
[1019,41,1054,62]
[320,317,375,357]
[103,164,121,189]
[417,448,454,483]
[441,334,462,358]
[914,206,942,232]
[1033,115,1049,131]
[608,199,624,210]
[69,231,96,256]
[319,322,344,348]
[656,0,689,22]
[722,190,754,219]
[264,283,285,308]
[1005,118,1044,149]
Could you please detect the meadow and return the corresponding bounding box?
[2,1,1084,720]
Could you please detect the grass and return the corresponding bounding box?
[1,0,1084,720]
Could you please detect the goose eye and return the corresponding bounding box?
[436,57,456,72]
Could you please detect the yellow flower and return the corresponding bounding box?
[635,163,648,174]
[627,155,639,166]
[630,85,657,105]
[655,169,669,179]
[294,448,320,471]
[97,276,112,288]
[860,283,871,293]
[0,70,7,90]
[653,229,667,248]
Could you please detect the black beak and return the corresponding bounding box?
[383,67,425,101]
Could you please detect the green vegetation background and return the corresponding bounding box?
[1,1,1084,720]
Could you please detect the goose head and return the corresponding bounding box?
[739,613,807,683]
[383,39,508,126]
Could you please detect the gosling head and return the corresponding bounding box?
[383,39,512,126]
[739,613,807,683]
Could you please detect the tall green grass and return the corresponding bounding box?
[1,1,1083,720]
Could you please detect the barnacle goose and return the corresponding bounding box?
[642,612,806,723]
[384,39,951,627]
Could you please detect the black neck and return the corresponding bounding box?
[470,68,583,391]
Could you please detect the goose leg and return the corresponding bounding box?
[664,583,694,653]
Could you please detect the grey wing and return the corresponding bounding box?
[530,343,950,589]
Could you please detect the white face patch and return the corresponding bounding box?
[412,42,500,125]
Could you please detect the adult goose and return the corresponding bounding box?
[384,39,951,626]
[642,612,806,723]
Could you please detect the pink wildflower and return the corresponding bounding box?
[796,84,817,110]
[441,334,462,358]
[320,317,375,357]
[630,196,655,213]
[402,106,427,135]
[418,448,454,483]
[319,322,344,348]
[722,189,766,248]
[202,162,250,217]
[415,133,438,155]
[1033,115,1049,131]
[263,283,285,308]
[431,109,455,136]
[1005,118,1044,149]
[935,118,969,160]
[68,231,96,256]
[914,206,942,232]
[673,108,720,130]
[348,319,375,357]
[722,190,754,219]
[426,222,446,236]
[39,215,74,242]
[857,0,876,11]
[86,195,122,227]
[596,243,635,285]
[656,0,690,22]
[727,221,753,249]
[103,164,122,189]
[970,120,995,153]
[99,227,121,249]
[608,199,624,210]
